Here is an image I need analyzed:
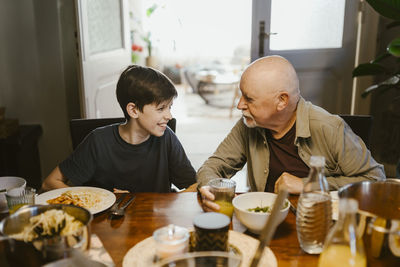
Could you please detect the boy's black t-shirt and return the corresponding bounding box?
[59,123,196,192]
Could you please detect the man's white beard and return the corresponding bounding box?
[242,115,257,128]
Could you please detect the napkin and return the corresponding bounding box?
[42,234,115,267]
[87,234,115,267]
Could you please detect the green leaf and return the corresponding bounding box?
[372,52,391,63]
[366,0,400,20]
[387,37,400,57]
[386,20,400,29]
[146,4,158,17]
[352,63,390,77]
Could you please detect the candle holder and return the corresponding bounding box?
[153,224,189,261]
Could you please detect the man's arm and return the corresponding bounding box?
[309,118,385,190]
[276,116,385,193]
[196,120,248,212]
[41,166,69,192]
[197,120,248,187]
[325,120,385,189]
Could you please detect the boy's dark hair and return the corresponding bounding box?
[116,65,177,120]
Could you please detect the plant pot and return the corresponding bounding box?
[146,56,157,69]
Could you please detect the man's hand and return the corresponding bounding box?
[199,186,220,212]
[274,172,303,194]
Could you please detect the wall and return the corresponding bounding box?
[0,0,79,181]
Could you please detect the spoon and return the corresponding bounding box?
[250,188,288,267]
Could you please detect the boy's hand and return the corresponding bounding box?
[113,188,130,193]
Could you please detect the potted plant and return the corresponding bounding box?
[129,3,158,67]
[143,4,158,68]
[352,0,400,177]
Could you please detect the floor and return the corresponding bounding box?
[172,85,249,192]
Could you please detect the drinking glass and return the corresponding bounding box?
[6,186,36,214]
[208,178,236,218]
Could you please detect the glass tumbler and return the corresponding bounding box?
[208,178,236,218]
[6,186,36,214]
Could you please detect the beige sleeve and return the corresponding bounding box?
[325,120,385,190]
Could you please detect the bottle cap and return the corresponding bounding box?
[309,156,325,167]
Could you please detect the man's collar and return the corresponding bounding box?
[295,97,311,139]
[254,97,311,141]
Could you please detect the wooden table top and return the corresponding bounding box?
[91,192,319,267]
[0,192,319,266]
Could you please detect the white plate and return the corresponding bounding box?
[122,230,277,267]
[330,191,339,220]
[36,186,116,214]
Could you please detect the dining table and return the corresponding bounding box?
[91,192,318,267]
[0,192,319,266]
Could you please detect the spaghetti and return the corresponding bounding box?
[10,209,83,242]
[46,190,102,209]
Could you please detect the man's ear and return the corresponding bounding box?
[276,92,289,111]
[126,102,139,118]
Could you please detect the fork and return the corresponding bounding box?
[109,194,126,214]
[110,196,135,217]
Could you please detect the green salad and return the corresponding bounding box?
[247,201,288,213]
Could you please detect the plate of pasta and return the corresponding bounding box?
[36,186,116,214]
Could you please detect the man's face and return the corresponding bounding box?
[237,79,277,129]
[137,99,173,137]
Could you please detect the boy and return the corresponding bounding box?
[42,65,196,193]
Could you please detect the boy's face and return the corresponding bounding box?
[137,99,173,137]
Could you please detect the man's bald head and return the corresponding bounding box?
[241,55,300,105]
[237,55,300,131]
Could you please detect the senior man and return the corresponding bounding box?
[198,55,385,212]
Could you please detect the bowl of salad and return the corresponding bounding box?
[232,192,289,234]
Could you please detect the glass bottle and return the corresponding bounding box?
[318,198,366,267]
[296,155,332,254]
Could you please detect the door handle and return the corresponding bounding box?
[258,21,277,58]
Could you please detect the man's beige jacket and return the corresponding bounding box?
[197,98,385,191]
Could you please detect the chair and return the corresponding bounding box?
[70,117,176,149]
[339,115,373,149]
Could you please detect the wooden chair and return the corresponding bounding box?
[70,117,176,149]
[339,115,373,149]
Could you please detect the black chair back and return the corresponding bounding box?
[339,115,373,149]
[70,117,176,150]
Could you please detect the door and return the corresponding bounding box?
[251,0,359,114]
[75,0,130,118]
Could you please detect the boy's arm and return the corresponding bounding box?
[41,166,69,192]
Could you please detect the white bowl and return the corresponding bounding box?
[0,176,26,213]
[232,192,289,234]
